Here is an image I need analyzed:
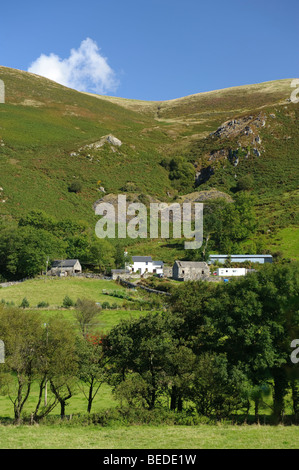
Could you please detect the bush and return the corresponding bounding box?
[88,407,210,427]
[68,181,82,193]
[236,175,254,192]
[37,301,49,308]
[20,297,29,308]
[62,295,74,308]
[101,301,110,309]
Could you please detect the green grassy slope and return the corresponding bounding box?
[0,66,173,222]
[0,66,298,258]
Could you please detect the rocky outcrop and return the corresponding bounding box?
[106,135,122,146]
[76,134,122,154]
[193,112,266,184]
[210,113,267,139]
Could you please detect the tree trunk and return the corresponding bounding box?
[177,395,183,412]
[254,398,259,423]
[272,368,288,423]
[87,379,94,413]
[14,376,32,424]
[170,386,177,411]
[33,375,46,421]
[170,386,183,411]
[50,380,72,419]
[291,379,299,421]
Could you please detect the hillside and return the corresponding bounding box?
[0,66,298,261]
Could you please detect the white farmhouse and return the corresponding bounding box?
[216,267,247,277]
[129,256,163,275]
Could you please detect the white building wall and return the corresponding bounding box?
[131,261,163,275]
[216,268,246,277]
[131,261,152,274]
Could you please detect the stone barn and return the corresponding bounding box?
[172,261,210,281]
[49,259,82,276]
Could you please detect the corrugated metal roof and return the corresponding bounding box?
[209,254,272,258]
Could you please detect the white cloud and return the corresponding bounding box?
[28,38,119,94]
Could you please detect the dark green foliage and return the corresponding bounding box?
[75,334,108,413]
[19,297,29,308]
[200,193,257,254]
[37,301,49,308]
[103,262,299,422]
[0,225,67,280]
[161,156,196,193]
[68,181,83,193]
[0,210,131,281]
[236,174,254,192]
[62,295,74,308]
[190,353,248,418]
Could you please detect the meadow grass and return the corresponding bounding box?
[0,277,128,308]
[0,277,153,335]
[0,276,154,422]
[268,226,299,260]
[0,423,298,449]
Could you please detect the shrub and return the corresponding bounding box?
[62,295,74,308]
[68,181,82,193]
[37,301,49,308]
[236,175,254,192]
[20,297,29,308]
[101,301,110,309]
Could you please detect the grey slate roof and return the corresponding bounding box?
[51,259,80,268]
[132,256,152,262]
[174,261,208,268]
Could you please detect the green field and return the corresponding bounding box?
[0,423,298,449]
[268,226,299,260]
[0,276,150,333]
[0,277,126,307]
[0,277,156,422]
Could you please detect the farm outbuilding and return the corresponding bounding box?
[208,254,273,264]
[172,261,210,281]
[49,259,82,276]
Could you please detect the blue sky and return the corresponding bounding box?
[0,0,298,100]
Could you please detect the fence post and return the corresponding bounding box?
[0,340,5,363]
[0,80,5,104]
